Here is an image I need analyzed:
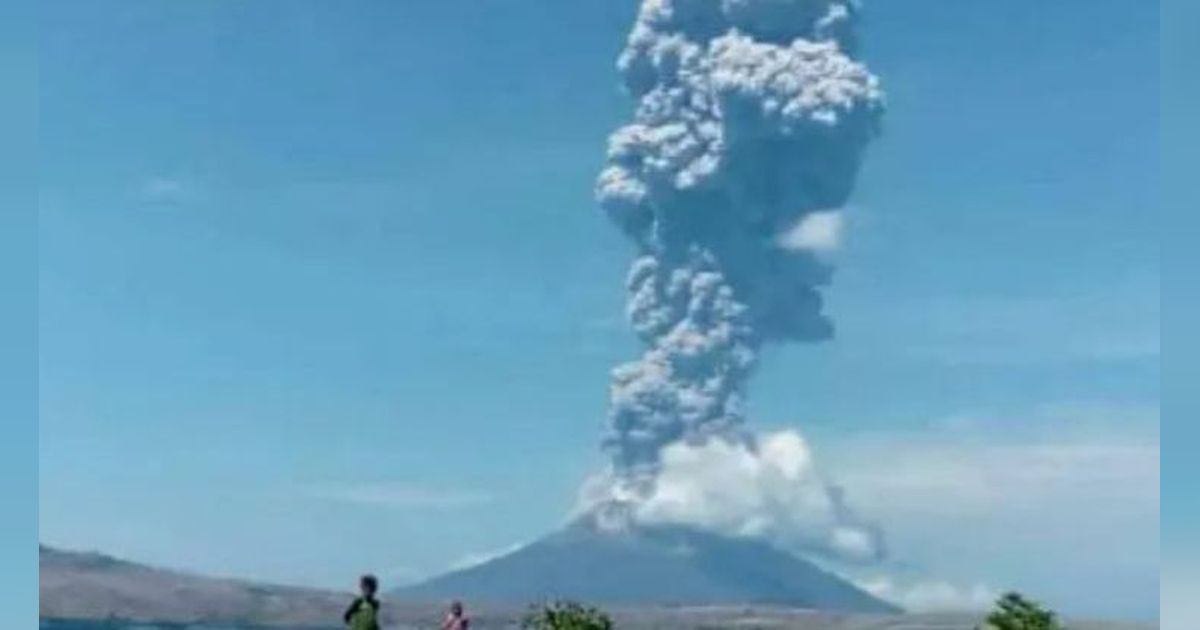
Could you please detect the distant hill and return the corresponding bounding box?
[393,516,900,614]
[40,545,349,628]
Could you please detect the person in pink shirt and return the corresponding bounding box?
[441,600,469,630]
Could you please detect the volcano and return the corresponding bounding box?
[393,514,899,614]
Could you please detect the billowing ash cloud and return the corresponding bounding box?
[581,430,886,562]
[596,0,883,477]
[586,0,884,563]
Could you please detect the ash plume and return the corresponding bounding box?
[587,0,885,562]
[596,0,883,476]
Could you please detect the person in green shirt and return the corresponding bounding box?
[343,574,381,630]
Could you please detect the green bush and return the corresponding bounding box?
[980,592,1064,630]
[522,600,614,630]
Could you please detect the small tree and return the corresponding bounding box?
[522,600,614,630]
[980,592,1064,630]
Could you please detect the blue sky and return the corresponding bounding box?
[3,1,38,628]
[1161,1,1196,627]
[38,0,1158,622]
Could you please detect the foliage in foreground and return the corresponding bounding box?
[522,600,614,630]
[980,592,1064,630]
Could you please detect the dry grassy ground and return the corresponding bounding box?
[385,604,1155,630]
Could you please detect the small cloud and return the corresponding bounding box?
[307,482,493,510]
[777,210,843,253]
[830,527,877,560]
[139,177,188,204]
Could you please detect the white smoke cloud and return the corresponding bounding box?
[854,575,997,613]
[582,429,884,564]
[778,210,844,253]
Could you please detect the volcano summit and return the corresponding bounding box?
[394,514,898,613]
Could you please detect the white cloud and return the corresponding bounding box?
[825,410,1161,518]
[586,430,884,563]
[813,413,1159,618]
[855,575,997,613]
[777,210,844,253]
[307,482,492,510]
[826,431,1159,519]
[830,527,877,560]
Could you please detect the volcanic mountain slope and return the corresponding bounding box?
[39,545,349,627]
[393,516,900,614]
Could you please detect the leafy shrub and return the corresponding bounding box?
[980,592,1064,630]
[522,600,614,630]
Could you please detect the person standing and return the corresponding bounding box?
[441,600,469,630]
[343,574,381,630]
